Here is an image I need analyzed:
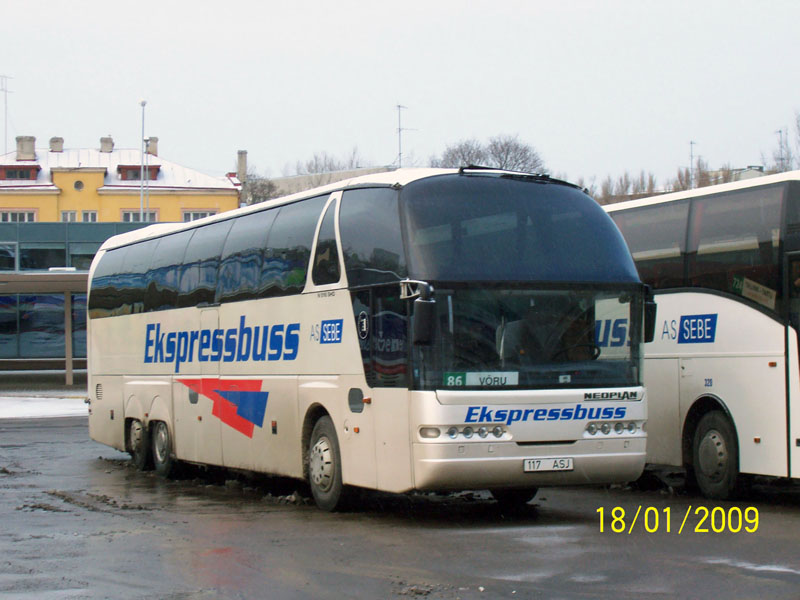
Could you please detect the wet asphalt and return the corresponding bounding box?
[1,414,799,599]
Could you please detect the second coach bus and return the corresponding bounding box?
[87,167,654,510]
[607,170,800,499]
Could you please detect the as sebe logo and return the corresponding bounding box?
[662,313,717,344]
[310,319,344,344]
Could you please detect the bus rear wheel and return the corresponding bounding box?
[151,421,177,478]
[308,416,346,511]
[692,411,739,499]
[127,419,151,471]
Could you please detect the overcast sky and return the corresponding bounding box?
[2,0,798,187]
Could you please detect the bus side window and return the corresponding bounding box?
[260,196,327,298]
[216,209,276,304]
[339,188,406,286]
[88,247,125,318]
[177,220,233,308]
[119,240,157,315]
[312,200,341,286]
[144,230,194,312]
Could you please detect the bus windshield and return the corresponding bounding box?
[414,285,642,390]
[401,174,639,283]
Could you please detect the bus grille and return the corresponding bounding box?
[95,384,103,401]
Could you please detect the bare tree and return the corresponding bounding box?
[432,139,487,168]
[598,176,615,204]
[486,134,544,172]
[432,135,544,172]
[242,167,280,205]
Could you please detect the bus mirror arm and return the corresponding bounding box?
[644,286,657,344]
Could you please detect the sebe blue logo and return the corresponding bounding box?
[310,319,344,344]
[677,314,717,344]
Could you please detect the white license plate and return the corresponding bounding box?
[523,457,574,472]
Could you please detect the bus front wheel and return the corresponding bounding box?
[308,416,346,511]
[151,421,177,478]
[127,419,151,471]
[692,411,739,499]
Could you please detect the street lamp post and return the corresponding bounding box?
[140,100,147,221]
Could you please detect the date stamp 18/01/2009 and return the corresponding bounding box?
[597,506,759,534]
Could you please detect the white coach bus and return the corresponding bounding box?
[87,167,654,510]
[606,170,800,499]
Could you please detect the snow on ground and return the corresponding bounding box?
[0,395,88,419]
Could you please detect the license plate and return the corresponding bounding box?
[523,457,574,472]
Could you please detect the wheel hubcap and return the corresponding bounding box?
[310,437,333,492]
[154,424,169,464]
[698,428,728,481]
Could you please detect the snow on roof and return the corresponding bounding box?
[0,147,238,192]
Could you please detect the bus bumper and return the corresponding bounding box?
[411,437,646,490]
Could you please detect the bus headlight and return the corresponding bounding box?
[627,422,637,433]
[447,426,459,439]
[586,423,598,435]
[462,426,474,439]
[614,422,624,434]
[492,426,504,438]
[601,423,611,435]
[478,426,489,438]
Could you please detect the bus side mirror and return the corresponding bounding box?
[413,297,436,345]
[644,287,657,343]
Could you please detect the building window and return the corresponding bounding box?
[122,211,157,223]
[19,243,67,270]
[0,166,39,180]
[182,211,217,222]
[0,242,17,271]
[116,165,160,181]
[82,211,97,222]
[0,211,35,223]
[61,211,77,222]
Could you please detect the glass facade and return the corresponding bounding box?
[0,293,87,358]
[0,222,149,361]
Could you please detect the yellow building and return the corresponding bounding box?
[0,135,241,223]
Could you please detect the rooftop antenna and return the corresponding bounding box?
[776,128,786,172]
[396,104,408,168]
[1,75,13,155]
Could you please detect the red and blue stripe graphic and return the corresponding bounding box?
[176,378,269,438]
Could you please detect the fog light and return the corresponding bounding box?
[492,426,504,438]
[627,422,637,433]
[614,422,624,434]
[462,426,474,439]
[587,423,598,435]
[478,426,489,438]
[601,423,611,435]
[420,427,440,439]
[447,426,459,439]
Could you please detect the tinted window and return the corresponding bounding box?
[0,243,15,271]
[260,196,327,297]
[611,200,689,289]
[119,240,157,315]
[339,188,406,286]
[19,294,64,357]
[69,242,101,270]
[312,200,341,286]
[145,230,194,312]
[217,209,276,304]
[89,248,126,317]
[177,220,233,307]
[403,175,639,283]
[20,243,67,270]
[687,185,784,311]
[0,295,18,357]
